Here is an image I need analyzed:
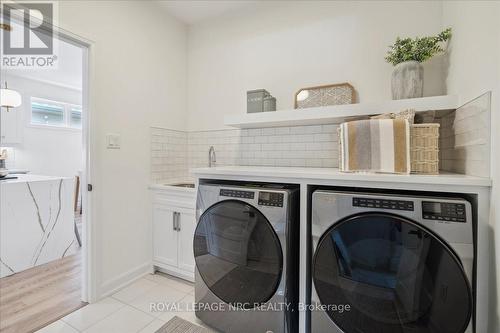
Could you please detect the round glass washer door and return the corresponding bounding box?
[313,213,472,333]
[194,200,283,309]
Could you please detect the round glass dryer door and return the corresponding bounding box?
[313,213,472,333]
[194,200,283,309]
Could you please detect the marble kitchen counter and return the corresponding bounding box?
[1,174,69,183]
[0,174,77,278]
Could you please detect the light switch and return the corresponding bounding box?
[106,133,121,149]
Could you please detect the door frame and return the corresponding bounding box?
[52,27,97,303]
[1,5,98,302]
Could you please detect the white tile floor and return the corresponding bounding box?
[36,273,212,333]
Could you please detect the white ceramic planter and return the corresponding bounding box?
[391,61,424,100]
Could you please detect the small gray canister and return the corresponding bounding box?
[247,89,270,113]
[263,95,276,112]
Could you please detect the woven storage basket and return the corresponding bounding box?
[410,123,440,174]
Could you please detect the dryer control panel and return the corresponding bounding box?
[220,189,255,199]
[259,192,284,207]
[422,201,467,222]
[353,197,414,211]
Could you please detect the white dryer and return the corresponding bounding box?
[194,182,299,333]
[311,190,474,333]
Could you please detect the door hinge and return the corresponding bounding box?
[88,184,93,192]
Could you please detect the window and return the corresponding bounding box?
[31,101,65,126]
[70,105,82,128]
[30,97,82,129]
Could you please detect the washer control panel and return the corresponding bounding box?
[220,189,255,199]
[258,192,284,207]
[422,201,466,222]
[353,197,415,211]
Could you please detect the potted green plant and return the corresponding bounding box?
[386,28,451,100]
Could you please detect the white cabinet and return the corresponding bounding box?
[0,108,22,145]
[151,186,196,282]
[152,204,179,268]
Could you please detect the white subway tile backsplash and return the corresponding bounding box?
[150,124,341,182]
[438,92,490,177]
[290,159,307,167]
[268,135,284,143]
[248,129,262,136]
[306,142,322,151]
[322,158,338,168]
[255,136,269,144]
[306,159,322,167]
[275,127,290,135]
[261,144,275,151]
[314,133,334,142]
[304,125,323,134]
[150,127,188,183]
[289,126,305,134]
[322,124,339,132]
[261,128,276,136]
[275,159,292,167]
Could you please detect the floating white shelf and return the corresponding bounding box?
[224,95,460,128]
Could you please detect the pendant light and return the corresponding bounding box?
[0,82,22,111]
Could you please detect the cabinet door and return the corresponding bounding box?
[0,107,21,145]
[152,204,178,267]
[177,208,196,273]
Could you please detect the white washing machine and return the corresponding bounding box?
[311,190,474,333]
[194,182,299,333]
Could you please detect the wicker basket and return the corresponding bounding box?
[410,124,440,174]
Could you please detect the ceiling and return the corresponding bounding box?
[156,1,261,25]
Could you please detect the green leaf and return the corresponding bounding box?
[385,28,452,66]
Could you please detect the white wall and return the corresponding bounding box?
[442,1,500,331]
[56,1,188,298]
[1,74,83,177]
[443,1,500,103]
[40,1,499,311]
[186,0,445,131]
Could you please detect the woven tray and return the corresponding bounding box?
[295,83,355,109]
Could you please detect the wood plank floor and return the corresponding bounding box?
[0,252,87,333]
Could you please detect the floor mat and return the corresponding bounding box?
[155,316,213,333]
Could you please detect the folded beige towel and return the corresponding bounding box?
[340,119,410,174]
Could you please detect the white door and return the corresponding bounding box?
[152,204,178,267]
[177,208,196,273]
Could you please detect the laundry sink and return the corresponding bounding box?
[168,183,195,188]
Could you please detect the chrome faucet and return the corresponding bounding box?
[208,146,216,167]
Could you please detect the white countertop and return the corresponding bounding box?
[0,174,72,184]
[149,179,196,193]
[191,166,492,187]
[5,169,30,174]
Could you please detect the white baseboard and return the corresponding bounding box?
[99,262,152,299]
[153,264,194,283]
